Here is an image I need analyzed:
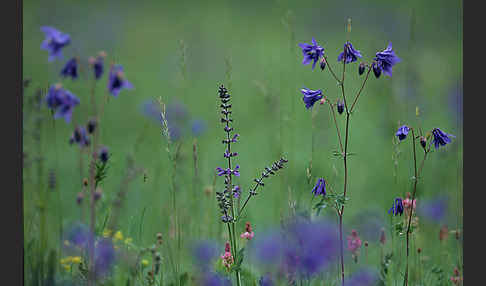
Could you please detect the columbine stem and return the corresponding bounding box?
[350,67,372,113]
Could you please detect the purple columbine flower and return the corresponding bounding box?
[70,126,90,147]
[40,26,71,61]
[432,128,454,149]
[99,147,109,163]
[388,198,404,216]
[338,41,362,64]
[301,88,323,109]
[395,125,410,141]
[298,38,324,70]
[311,178,326,197]
[374,42,400,77]
[46,84,80,123]
[108,65,134,97]
[60,57,78,79]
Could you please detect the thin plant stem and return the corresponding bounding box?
[327,102,344,153]
[349,67,372,113]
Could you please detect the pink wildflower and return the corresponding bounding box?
[220,242,234,269]
[403,192,417,210]
[240,222,255,240]
[347,230,362,263]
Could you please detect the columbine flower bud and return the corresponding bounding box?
[93,188,102,201]
[420,136,427,150]
[83,178,88,187]
[372,62,381,78]
[417,247,422,254]
[87,119,97,134]
[320,58,326,71]
[76,192,84,205]
[358,62,366,75]
[337,100,345,114]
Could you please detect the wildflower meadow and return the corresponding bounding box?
[22,0,462,285]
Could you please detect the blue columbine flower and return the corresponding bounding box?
[46,84,80,123]
[60,57,78,79]
[311,178,326,197]
[99,147,109,163]
[388,198,404,216]
[395,125,410,141]
[432,128,454,149]
[108,65,134,97]
[301,88,323,109]
[70,126,90,147]
[298,38,324,70]
[40,26,71,61]
[338,41,362,64]
[93,56,104,80]
[374,42,400,77]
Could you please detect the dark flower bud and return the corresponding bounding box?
[372,62,381,78]
[420,136,427,150]
[93,188,102,201]
[358,62,366,75]
[99,147,109,163]
[417,247,422,254]
[87,119,97,134]
[337,100,345,114]
[83,178,88,187]
[76,192,84,205]
[320,58,326,71]
[364,241,369,247]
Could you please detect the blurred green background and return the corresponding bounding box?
[22,0,462,283]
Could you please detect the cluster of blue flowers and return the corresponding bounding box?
[41,26,133,123]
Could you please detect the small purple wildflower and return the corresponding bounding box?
[338,41,362,64]
[224,150,238,158]
[259,273,274,286]
[201,272,231,286]
[60,57,78,79]
[94,238,116,277]
[98,147,109,163]
[231,134,240,143]
[395,125,410,141]
[344,268,379,286]
[192,240,218,270]
[301,88,323,109]
[232,185,241,198]
[374,42,400,77]
[311,178,326,197]
[40,26,70,61]
[70,126,90,147]
[108,65,133,97]
[432,128,454,149]
[298,38,324,70]
[418,197,448,223]
[46,84,80,123]
[66,223,91,247]
[215,166,240,177]
[89,52,106,80]
[191,119,207,137]
[388,198,404,216]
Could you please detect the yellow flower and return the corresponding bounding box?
[141,259,149,267]
[63,240,70,246]
[71,256,82,264]
[124,237,133,244]
[63,264,71,272]
[103,229,112,238]
[114,230,124,241]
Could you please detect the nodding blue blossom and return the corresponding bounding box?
[432,128,454,149]
[60,57,78,79]
[215,165,240,177]
[89,52,106,80]
[46,84,80,123]
[192,240,218,270]
[301,88,323,109]
[87,119,97,134]
[94,238,115,277]
[259,273,274,286]
[298,38,324,70]
[40,26,71,61]
[191,119,207,137]
[311,178,326,197]
[99,147,109,163]
[201,272,231,286]
[373,42,400,77]
[252,218,339,278]
[344,268,380,286]
[338,41,362,64]
[418,197,448,223]
[372,62,381,78]
[70,126,90,147]
[395,125,410,141]
[108,64,133,97]
[337,100,345,114]
[388,198,404,216]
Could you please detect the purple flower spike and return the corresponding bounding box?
[395,125,410,141]
[298,38,325,70]
[40,26,71,61]
[108,65,133,97]
[432,128,454,149]
[216,167,227,176]
[301,88,323,109]
[374,42,400,77]
[311,178,326,197]
[60,57,78,79]
[338,41,362,64]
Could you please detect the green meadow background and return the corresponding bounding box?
[22,0,462,284]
